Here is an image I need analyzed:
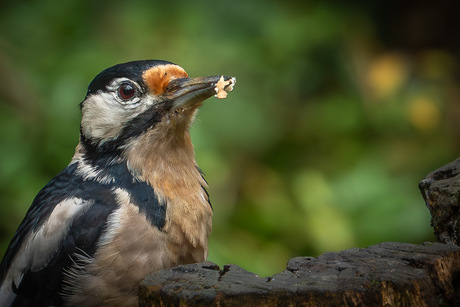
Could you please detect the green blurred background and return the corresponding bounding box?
[1,0,459,277]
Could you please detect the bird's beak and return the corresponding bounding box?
[164,75,236,110]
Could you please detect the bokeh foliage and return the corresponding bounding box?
[0,0,459,277]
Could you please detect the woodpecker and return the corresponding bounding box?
[0,60,236,306]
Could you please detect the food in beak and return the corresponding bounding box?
[214,75,236,99]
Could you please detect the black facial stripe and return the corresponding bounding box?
[79,103,166,164]
[79,128,122,167]
[103,106,166,155]
[119,104,167,140]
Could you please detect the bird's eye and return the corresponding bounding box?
[118,83,136,100]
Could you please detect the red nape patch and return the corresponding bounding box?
[143,65,189,95]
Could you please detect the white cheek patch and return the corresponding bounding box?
[81,93,130,141]
[81,93,160,143]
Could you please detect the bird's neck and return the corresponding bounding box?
[72,119,213,258]
[123,125,213,256]
[123,123,199,187]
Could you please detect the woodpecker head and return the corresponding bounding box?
[78,60,235,166]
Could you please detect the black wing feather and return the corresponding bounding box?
[1,160,166,306]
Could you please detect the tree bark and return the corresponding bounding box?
[139,242,460,306]
[419,157,460,245]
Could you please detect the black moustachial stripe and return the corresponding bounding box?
[80,102,166,159]
[0,158,166,306]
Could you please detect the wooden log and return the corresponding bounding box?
[139,242,460,306]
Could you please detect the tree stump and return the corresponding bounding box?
[139,158,460,306]
[419,157,460,245]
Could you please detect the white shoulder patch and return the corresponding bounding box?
[0,197,93,295]
[95,188,129,247]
